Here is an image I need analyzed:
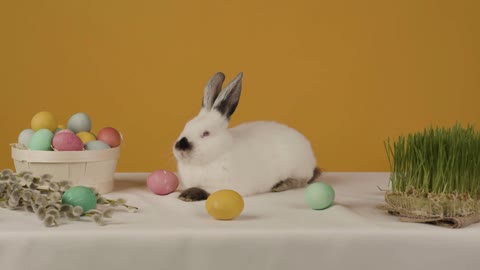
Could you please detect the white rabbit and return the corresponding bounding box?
[173,72,320,201]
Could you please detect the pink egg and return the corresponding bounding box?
[147,170,179,195]
[97,127,122,148]
[56,129,74,135]
[52,132,84,151]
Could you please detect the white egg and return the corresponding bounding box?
[18,129,35,148]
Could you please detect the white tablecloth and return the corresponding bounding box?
[1,172,479,270]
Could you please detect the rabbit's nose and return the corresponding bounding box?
[175,137,192,151]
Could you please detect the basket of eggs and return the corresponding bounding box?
[10,112,122,194]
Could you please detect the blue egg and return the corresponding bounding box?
[85,140,111,150]
[67,112,92,133]
[18,128,35,148]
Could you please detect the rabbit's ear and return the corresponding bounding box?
[213,72,243,120]
[202,72,225,110]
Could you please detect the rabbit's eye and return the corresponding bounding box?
[201,131,210,138]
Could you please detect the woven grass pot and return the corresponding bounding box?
[380,124,480,228]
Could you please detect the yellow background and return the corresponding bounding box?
[1,0,479,173]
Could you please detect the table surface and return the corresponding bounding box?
[1,172,479,270]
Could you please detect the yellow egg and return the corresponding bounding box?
[31,111,57,132]
[57,124,66,129]
[205,189,244,220]
[76,131,96,144]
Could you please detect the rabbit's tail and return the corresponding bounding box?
[307,167,322,184]
[271,167,323,192]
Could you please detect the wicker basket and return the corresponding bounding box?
[10,144,120,194]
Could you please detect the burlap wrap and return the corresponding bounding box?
[379,192,480,228]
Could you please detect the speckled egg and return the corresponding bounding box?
[147,170,179,195]
[56,129,74,135]
[55,125,67,134]
[28,129,54,151]
[52,132,84,151]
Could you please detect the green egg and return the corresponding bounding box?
[62,186,97,213]
[28,129,54,151]
[304,182,335,210]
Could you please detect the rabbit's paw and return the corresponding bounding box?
[178,187,210,202]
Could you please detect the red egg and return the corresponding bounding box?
[97,127,122,148]
[52,132,84,151]
[147,170,179,195]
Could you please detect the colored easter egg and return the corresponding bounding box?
[56,129,74,135]
[147,170,179,195]
[85,140,111,150]
[54,125,67,134]
[76,131,96,144]
[28,129,54,151]
[62,186,97,213]
[304,182,335,210]
[18,129,35,148]
[52,132,84,151]
[205,190,244,220]
[97,127,122,148]
[31,111,57,132]
[67,112,92,133]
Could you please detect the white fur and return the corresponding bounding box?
[173,73,317,197]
